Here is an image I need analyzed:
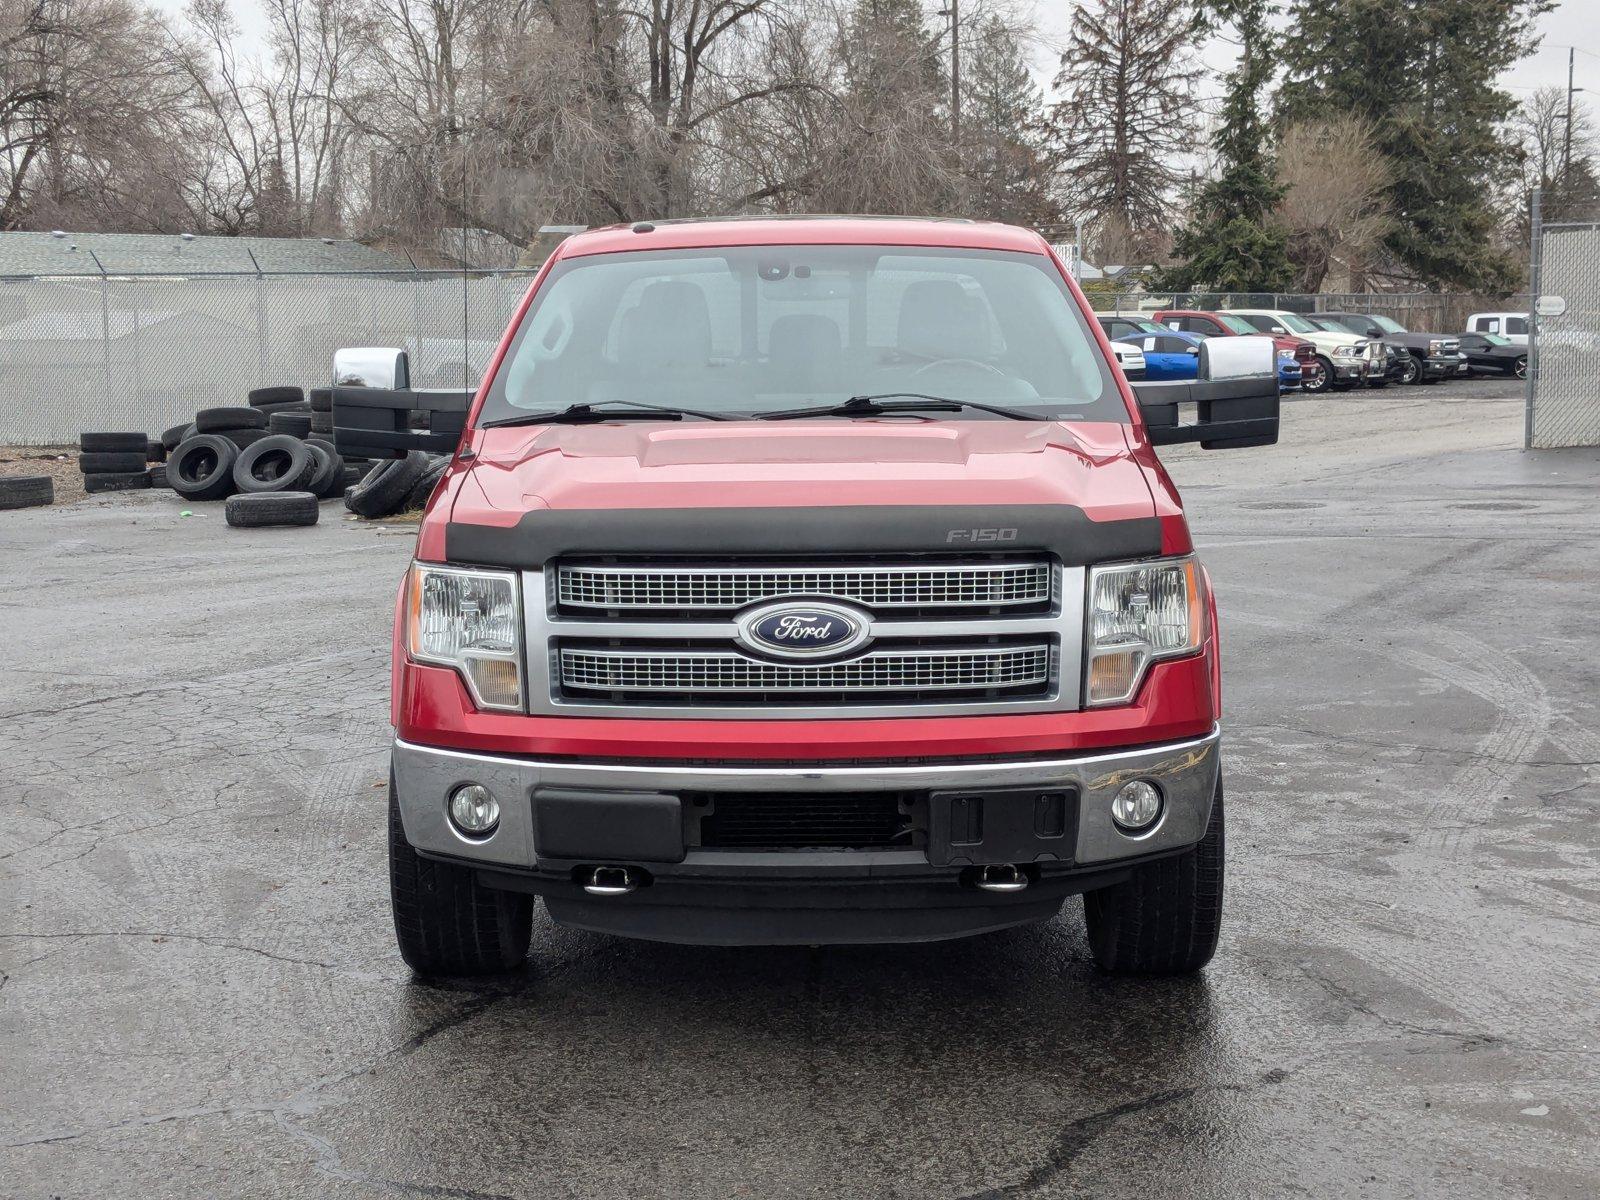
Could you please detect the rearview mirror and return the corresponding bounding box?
[1130,336,1279,450]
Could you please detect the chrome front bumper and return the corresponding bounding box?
[391,727,1222,872]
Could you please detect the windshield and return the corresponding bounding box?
[1369,315,1406,334]
[1274,313,1318,334]
[480,245,1123,423]
[1216,314,1259,335]
[1482,333,1511,346]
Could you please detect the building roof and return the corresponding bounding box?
[0,232,411,276]
[557,217,1051,259]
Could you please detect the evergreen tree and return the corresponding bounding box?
[1155,0,1293,291]
[1276,0,1552,291]
[963,16,1058,227]
[1049,0,1201,258]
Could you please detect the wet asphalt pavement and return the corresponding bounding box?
[2,377,1597,1198]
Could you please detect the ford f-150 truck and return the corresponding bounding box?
[330,218,1280,979]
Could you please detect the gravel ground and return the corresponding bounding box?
[1,386,1596,1199]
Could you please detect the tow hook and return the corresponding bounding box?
[583,865,640,897]
[974,864,1029,893]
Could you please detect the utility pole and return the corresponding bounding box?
[1563,46,1576,178]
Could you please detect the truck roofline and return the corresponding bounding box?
[552,216,1053,260]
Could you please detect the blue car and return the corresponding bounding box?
[1112,327,1204,381]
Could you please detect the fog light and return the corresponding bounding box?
[1111,780,1162,832]
[448,784,499,836]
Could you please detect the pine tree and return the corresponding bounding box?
[1049,0,1202,259]
[1276,0,1553,291]
[1154,0,1293,292]
[962,17,1058,227]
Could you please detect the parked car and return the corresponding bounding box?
[1314,312,1463,385]
[1301,315,1396,388]
[1456,331,1528,379]
[1154,309,1318,392]
[1223,309,1371,392]
[1465,311,1529,346]
[1107,339,1147,379]
[330,216,1283,978]
[1112,329,1202,381]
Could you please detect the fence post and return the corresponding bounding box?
[87,250,110,402]
[1524,189,1541,449]
[247,249,267,387]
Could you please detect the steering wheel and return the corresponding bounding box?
[910,357,1007,378]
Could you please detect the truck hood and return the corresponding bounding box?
[450,419,1157,526]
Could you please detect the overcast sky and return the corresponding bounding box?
[155,0,1599,119]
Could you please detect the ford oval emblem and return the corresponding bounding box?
[735,601,873,661]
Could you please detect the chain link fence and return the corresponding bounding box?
[1526,197,1600,447]
[0,270,540,444]
[0,262,1555,445]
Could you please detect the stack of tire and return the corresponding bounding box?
[78,432,166,494]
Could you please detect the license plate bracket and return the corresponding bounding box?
[926,786,1078,867]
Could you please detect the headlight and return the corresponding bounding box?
[1334,345,1361,358]
[405,563,524,710]
[1428,339,1443,355]
[1085,557,1205,706]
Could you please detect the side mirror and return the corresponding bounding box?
[329,346,471,460]
[1130,336,1279,450]
[1267,324,1286,334]
[333,346,410,389]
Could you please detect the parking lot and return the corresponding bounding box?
[2,377,1597,1198]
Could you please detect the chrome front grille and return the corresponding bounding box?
[560,644,1052,695]
[525,558,1085,718]
[556,561,1052,612]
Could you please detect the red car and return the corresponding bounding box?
[331,218,1281,978]
[1155,309,1326,393]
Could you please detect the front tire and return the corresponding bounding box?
[1397,355,1421,385]
[1083,777,1224,975]
[1302,355,1333,394]
[389,778,534,975]
[1514,356,1527,380]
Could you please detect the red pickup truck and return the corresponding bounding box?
[331,218,1279,978]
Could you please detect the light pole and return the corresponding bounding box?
[938,2,960,145]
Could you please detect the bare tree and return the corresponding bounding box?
[1272,115,1389,291]
[1049,0,1201,260]
[1510,85,1598,227]
[0,0,198,230]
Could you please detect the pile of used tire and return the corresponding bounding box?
[162,387,364,528]
[80,385,448,525]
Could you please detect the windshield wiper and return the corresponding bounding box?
[483,400,732,426]
[761,393,1039,422]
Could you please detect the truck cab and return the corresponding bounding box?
[332,218,1279,977]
